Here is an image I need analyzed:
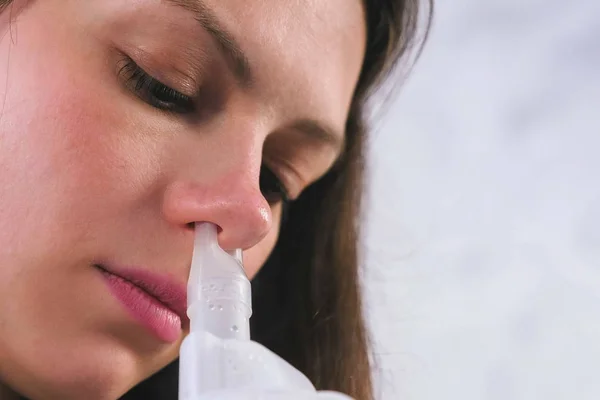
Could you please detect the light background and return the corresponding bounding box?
[364,0,600,399]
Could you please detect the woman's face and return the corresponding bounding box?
[0,0,365,398]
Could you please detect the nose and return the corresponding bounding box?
[162,169,272,251]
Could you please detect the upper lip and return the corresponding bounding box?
[96,263,188,324]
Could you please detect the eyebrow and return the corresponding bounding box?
[167,0,253,88]
[166,0,345,155]
[291,119,345,155]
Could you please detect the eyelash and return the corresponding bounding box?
[260,165,291,207]
[119,58,196,114]
[119,57,291,208]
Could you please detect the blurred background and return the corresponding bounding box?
[363,0,600,399]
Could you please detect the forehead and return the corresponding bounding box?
[192,0,367,129]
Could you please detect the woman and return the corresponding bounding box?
[0,0,430,399]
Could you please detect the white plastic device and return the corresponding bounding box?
[179,223,353,400]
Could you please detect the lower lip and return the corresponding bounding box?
[98,268,182,343]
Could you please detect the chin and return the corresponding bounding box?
[8,337,145,400]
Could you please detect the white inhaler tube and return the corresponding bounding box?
[179,223,352,400]
[179,223,251,398]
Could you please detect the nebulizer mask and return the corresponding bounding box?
[179,223,352,400]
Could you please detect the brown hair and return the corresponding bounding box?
[247,2,432,399]
[0,1,432,399]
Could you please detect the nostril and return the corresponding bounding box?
[187,222,224,234]
[163,182,271,250]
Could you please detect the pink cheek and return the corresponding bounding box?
[0,13,164,229]
[24,74,159,209]
[5,32,153,203]
[33,95,120,196]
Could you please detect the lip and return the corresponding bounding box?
[95,263,188,343]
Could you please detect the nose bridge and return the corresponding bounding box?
[192,118,264,182]
[161,117,271,251]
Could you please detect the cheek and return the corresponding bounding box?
[0,16,164,396]
[2,64,101,239]
[0,22,158,274]
[243,203,283,279]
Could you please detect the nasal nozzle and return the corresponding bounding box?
[186,223,252,340]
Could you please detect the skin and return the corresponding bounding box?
[0,0,365,399]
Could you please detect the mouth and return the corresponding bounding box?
[95,263,188,343]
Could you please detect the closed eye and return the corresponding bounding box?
[259,164,290,206]
[118,57,195,114]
